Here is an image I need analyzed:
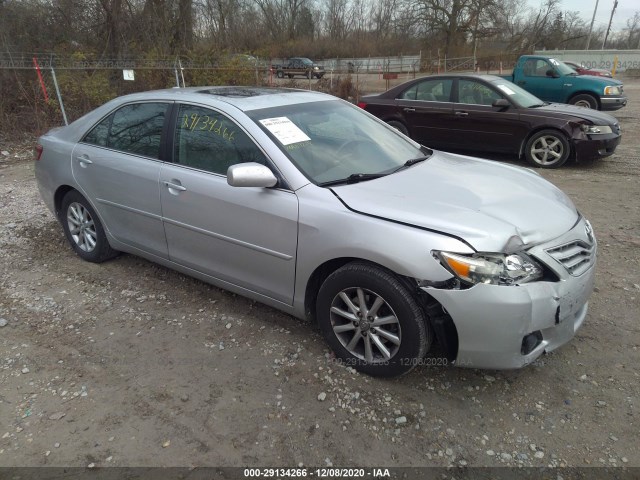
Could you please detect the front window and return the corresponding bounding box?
[174,105,267,175]
[247,100,426,185]
[457,79,503,106]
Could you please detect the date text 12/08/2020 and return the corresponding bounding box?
[243,468,391,477]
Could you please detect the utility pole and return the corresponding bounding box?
[585,0,599,50]
[602,0,618,49]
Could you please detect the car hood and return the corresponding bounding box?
[531,103,618,125]
[331,151,579,252]
[567,74,622,87]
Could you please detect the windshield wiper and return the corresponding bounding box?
[319,172,389,187]
[528,103,548,108]
[319,148,433,187]
[392,149,433,172]
[405,156,430,167]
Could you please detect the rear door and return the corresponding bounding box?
[395,77,456,148]
[159,103,299,304]
[72,101,170,258]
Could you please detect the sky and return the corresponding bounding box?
[531,0,637,33]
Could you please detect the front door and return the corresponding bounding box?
[451,79,525,154]
[159,104,299,304]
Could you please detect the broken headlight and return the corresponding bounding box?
[434,251,543,286]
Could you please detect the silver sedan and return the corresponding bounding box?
[35,86,596,376]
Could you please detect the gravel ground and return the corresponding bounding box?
[0,79,639,471]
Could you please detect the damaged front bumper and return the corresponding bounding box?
[423,217,597,370]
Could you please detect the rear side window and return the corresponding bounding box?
[83,103,168,159]
[174,104,267,175]
[400,79,453,102]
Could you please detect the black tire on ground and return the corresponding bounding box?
[276,70,284,78]
[61,190,118,263]
[569,94,598,109]
[387,120,409,136]
[524,129,571,168]
[288,74,294,79]
[317,261,432,377]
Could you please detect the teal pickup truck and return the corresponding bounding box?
[501,55,627,111]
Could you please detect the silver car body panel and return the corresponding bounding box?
[331,152,578,252]
[71,142,169,259]
[158,163,299,304]
[35,86,597,370]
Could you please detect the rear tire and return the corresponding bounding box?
[387,120,409,137]
[61,190,118,263]
[569,94,598,109]
[276,71,284,79]
[317,262,431,377]
[524,129,571,168]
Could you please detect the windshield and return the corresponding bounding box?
[489,79,547,108]
[247,100,425,185]
[549,58,577,76]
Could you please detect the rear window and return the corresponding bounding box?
[83,102,168,159]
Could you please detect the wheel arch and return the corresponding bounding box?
[518,125,574,159]
[568,91,601,109]
[54,185,77,221]
[303,256,459,362]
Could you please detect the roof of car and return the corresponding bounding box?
[107,86,335,112]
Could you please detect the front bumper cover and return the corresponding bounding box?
[423,217,597,369]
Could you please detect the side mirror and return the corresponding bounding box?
[227,163,278,188]
[546,69,559,78]
[492,98,511,109]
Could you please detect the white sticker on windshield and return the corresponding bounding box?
[497,84,516,95]
[259,117,311,146]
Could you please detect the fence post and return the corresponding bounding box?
[178,58,185,87]
[50,67,68,125]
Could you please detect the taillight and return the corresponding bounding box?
[357,102,367,109]
[35,144,43,161]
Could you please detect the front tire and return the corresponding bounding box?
[317,262,431,377]
[524,129,571,168]
[61,190,118,263]
[569,94,598,109]
[276,71,284,79]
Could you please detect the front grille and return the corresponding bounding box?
[546,240,595,276]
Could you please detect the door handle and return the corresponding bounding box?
[455,111,469,116]
[163,180,187,192]
[403,108,416,112]
[77,154,93,166]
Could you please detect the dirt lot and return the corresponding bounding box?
[0,79,639,472]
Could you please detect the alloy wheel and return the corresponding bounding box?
[329,287,401,363]
[66,202,97,252]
